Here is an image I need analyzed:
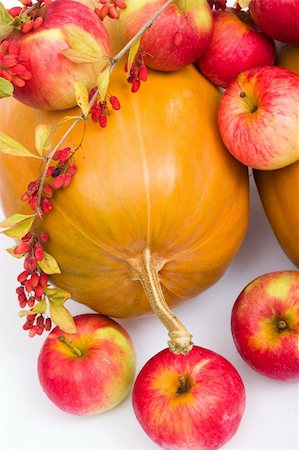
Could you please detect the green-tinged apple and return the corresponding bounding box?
[132,346,245,450]
[218,66,299,170]
[231,271,299,381]
[2,0,110,110]
[38,314,136,415]
[197,7,275,89]
[118,0,213,71]
[249,0,299,45]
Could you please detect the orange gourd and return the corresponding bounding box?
[0,64,249,350]
[254,46,299,268]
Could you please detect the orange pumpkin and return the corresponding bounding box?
[0,65,249,325]
[254,45,299,268]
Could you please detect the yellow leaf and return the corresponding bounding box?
[97,66,110,102]
[49,300,77,334]
[0,77,13,98]
[74,82,90,118]
[6,246,24,259]
[35,124,52,156]
[0,23,13,41]
[237,0,252,8]
[0,132,41,159]
[0,2,13,23]
[127,37,141,75]
[44,286,71,305]
[2,216,34,239]
[38,251,61,275]
[62,24,102,64]
[0,213,35,228]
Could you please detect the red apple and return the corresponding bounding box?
[6,0,110,110]
[231,271,299,381]
[197,8,276,89]
[132,346,245,450]
[118,0,214,71]
[249,0,299,45]
[218,66,299,170]
[38,313,136,415]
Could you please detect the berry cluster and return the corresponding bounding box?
[0,40,31,89]
[21,147,77,213]
[125,50,148,93]
[95,0,126,21]
[6,0,51,34]
[15,232,51,337]
[14,147,77,336]
[208,0,227,10]
[89,87,121,128]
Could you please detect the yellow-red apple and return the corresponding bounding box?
[218,66,299,170]
[9,0,110,110]
[118,0,213,71]
[197,8,276,88]
[132,346,245,450]
[231,271,299,381]
[38,314,136,415]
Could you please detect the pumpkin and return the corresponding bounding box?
[0,64,249,335]
[254,45,299,268]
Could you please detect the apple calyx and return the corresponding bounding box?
[176,375,192,395]
[58,335,83,358]
[129,248,193,356]
[277,319,287,332]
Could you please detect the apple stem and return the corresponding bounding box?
[58,335,83,358]
[129,248,193,356]
[239,91,258,113]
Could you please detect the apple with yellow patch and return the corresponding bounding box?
[118,0,213,71]
[132,346,245,450]
[231,271,299,381]
[38,314,136,415]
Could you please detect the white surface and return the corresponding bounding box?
[0,1,298,449]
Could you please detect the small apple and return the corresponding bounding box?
[277,44,299,75]
[5,0,110,110]
[38,313,136,415]
[218,66,299,170]
[132,346,245,450]
[197,8,276,89]
[249,0,299,45]
[231,271,299,381]
[118,0,214,71]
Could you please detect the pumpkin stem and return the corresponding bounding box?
[129,248,193,355]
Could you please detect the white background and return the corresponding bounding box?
[0,0,298,449]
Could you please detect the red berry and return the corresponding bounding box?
[2,55,17,68]
[34,244,44,261]
[59,147,71,162]
[52,174,65,189]
[8,41,20,55]
[34,284,44,299]
[23,321,34,330]
[14,242,30,255]
[99,4,109,19]
[45,317,52,331]
[24,255,37,272]
[39,232,48,242]
[139,65,148,82]
[131,79,141,93]
[12,64,26,75]
[41,198,52,213]
[43,184,54,198]
[29,196,38,211]
[25,279,33,293]
[17,270,29,283]
[20,70,32,80]
[63,174,72,188]
[21,21,34,34]
[66,164,77,176]
[22,232,32,242]
[27,314,37,322]
[29,326,37,338]
[39,273,48,287]
[0,40,10,53]
[33,17,43,30]
[30,272,40,288]
[27,297,35,307]
[12,76,26,88]
[46,166,55,177]
[115,0,126,9]
[99,113,107,128]
[108,5,119,19]
[110,95,121,110]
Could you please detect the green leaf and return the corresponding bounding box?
[62,24,103,64]
[49,300,77,334]
[238,0,252,7]
[0,3,13,24]
[97,66,110,103]
[2,216,34,238]
[0,77,13,98]
[35,124,52,156]
[44,286,71,305]
[74,82,90,118]
[0,23,14,41]
[6,246,24,258]
[32,298,47,314]
[0,132,42,159]
[38,251,61,275]
[127,37,141,75]
[0,213,35,228]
